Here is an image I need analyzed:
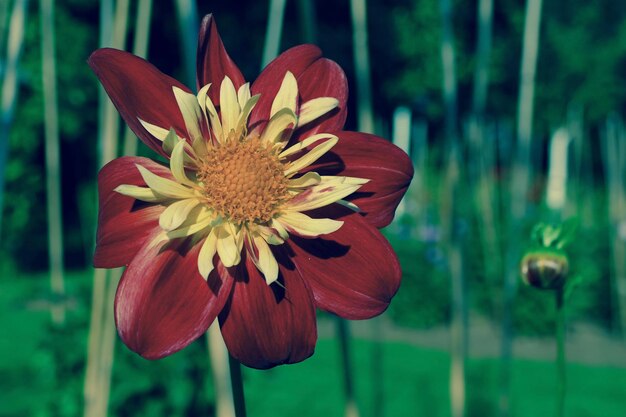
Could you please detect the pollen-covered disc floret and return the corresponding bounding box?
[114,72,368,284]
[197,136,288,224]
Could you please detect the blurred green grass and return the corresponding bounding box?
[1,270,625,417]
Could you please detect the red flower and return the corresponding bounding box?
[89,14,413,369]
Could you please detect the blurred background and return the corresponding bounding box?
[1,0,626,416]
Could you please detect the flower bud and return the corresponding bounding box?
[520,249,569,290]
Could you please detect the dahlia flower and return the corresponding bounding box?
[90,14,413,369]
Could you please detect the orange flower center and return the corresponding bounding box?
[197,136,289,224]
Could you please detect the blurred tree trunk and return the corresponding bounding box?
[439,0,466,416]
[0,0,28,239]
[500,0,543,416]
[40,0,66,325]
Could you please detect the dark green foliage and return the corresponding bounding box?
[387,237,451,328]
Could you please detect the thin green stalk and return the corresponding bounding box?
[84,0,130,416]
[439,0,466,415]
[94,269,122,417]
[40,0,65,325]
[0,0,28,238]
[0,0,12,59]
[602,116,626,336]
[471,0,493,119]
[501,1,544,415]
[100,0,129,163]
[261,0,287,69]
[349,0,374,134]
[296,0,317,44]
[555,288,566,417]
[122,0,153,157]
[370,317,384,417]
[438,0,458,146]
[228,355,246,417]
[174,0,198,87]
[336,317,360,417]
[207,324,247,417]
[83,268,107,415]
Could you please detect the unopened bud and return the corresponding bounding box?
[520,249,569,290]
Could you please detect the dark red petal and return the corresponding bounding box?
[249,44,322,128]
[196,14,245,102]
[288,212,402,320]
[115,235,233,359]
[94,156,171,268]
[293,58,348,138]
[88,48,191,159]
[218,253,317,369]
[305,131,414,228]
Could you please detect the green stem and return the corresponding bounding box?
[336,317,360,417]
[207,324,247,417]
[555,288,566,417]
[229,355,247,417]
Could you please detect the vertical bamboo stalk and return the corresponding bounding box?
[261,0,287,69]
[122,0,153,157]
[439,146,467,417]
[83,1,130,417]
[448,228,466,417]
[174,0,198,87]
[545,127,571,214]
[439,0,466,416]
[350,0,374,134]
[93,269,122,417]
[500,1,544,415]
[439,0,457,146]
[349,1,377,415]
[0,0,28,238]
[0,0,12,58]
[411,116,429,238]
[40,0,66,325]
[100,0,129,161]
[471,0,493,119]
[471,121,502,319]
[602,115,626,336]
[296,0,317,44]
[83,268,107,416]
[392,106,412,220]
[515,0,543,174]
[565,104,583,220]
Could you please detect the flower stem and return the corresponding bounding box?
[336,317,360,417]
[207,324,247,417]
[228,355,246,417]
[555,287,566,417]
